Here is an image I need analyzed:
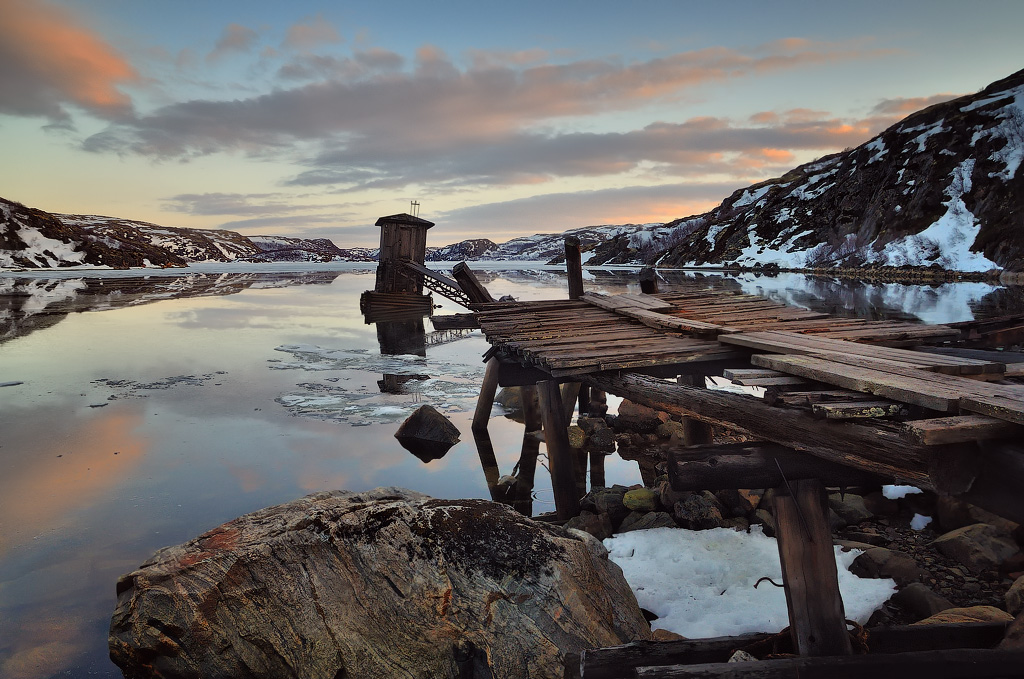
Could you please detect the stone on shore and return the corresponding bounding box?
[911,605,1014,625]
[109,488,651,679]
[930,523,1020,574]
[849,546,923,585]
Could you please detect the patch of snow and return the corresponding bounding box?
[910,514,933,530]
[705,224,726,248]
[882,485,922,500]
[605,526,896,638]
[908,120,946,153]
[864,138,888,164]
[970,86,1024,180]
[732,185,771,209]
[870,159,999,272]
[733,229,816,268]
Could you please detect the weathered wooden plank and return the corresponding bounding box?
[751,354,961,412]
[633,649,1024,679]
[451,262,495,304]
[579,622,1009,679]
[959,393,1024,425]
[669,443,885,490]
[774,478,852,656]
[734,376,807,387]
[723,368,785,380]
[812,401,907,420]
[583,372,931,485]
[565,236,585,300]
[901,415,1023,445]
[471,357,500,432]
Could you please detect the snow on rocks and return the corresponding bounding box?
[605,526,896,638]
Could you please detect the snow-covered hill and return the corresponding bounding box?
[634,68,1024,273]
[0,198,371,268]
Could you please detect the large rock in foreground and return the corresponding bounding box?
[109,488,651,678]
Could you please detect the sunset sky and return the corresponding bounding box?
[1,0,1023,247]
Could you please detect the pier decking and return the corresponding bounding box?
[469,280,1024,677]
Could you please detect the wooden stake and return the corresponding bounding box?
[538,379,581,519]
[560,381,582,422]
[773,478,852,656]
[472,356,500,432]
[565,236,585,300]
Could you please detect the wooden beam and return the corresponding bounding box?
[580,622,1009,679]
[633,649,1024,679]
[668,443,884,491]
[514,385,542,517]
[452,262,495,304]
[565,236,585,300]
[472,356,500,432]
[583,372,932,486]
[537,379,581,519]
[773,478,852,656]
[901,415,1023,445]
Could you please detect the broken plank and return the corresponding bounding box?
[901,414,1023,445]
[723,368,785,380]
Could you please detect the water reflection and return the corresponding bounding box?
[2,264,1024,678]
[0,271,342,344]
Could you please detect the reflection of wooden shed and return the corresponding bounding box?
[374,213,435,294]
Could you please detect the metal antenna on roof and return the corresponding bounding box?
[410,200,420,217]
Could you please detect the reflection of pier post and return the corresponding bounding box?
[376,318,428,394]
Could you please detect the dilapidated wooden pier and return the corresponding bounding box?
[461,253,1024,678]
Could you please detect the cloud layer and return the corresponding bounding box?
[0,0,138,123]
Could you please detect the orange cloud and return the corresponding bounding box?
[0,0,138,120]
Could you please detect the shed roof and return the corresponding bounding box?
[375,213,435,228]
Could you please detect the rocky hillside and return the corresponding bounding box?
[593,68,1024,271]
[0,199,370,268]
[427,224,660,262]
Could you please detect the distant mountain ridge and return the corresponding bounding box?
[3,69,1022,272]
[0,199,375,268]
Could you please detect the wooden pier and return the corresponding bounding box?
[468,273,1024,678]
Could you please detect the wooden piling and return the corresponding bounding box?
[677,374,714,445]
[773,478,852,656]
[639,267,659,294]
[538,379,581,519]
[565,236,585,300]
[560,381,582,422]
[472,357,500,432]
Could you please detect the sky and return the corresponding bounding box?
[1,0,1023,248]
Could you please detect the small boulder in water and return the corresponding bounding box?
[395,404,461,461]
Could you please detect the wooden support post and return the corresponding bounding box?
[560,381,582,422]
[452,262,495,304]
[578,386,591,417]
[472,357,500,432]
[639,267,659,294]
[472,429,506,504]
[538,379,581,519]
[588,388,608,417]
[589,450,606,488]
[678,374,713,445]
[514,385,542,517]
[565,236,585,300]
[773,478,852,656]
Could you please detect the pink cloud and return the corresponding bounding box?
[283,14,341,51]
[0,0,138,121]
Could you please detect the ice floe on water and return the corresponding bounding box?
[606,526,896,639]
[92,373,227,399]
[271,344,487,425]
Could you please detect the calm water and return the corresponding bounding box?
[1,263,1021,678]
